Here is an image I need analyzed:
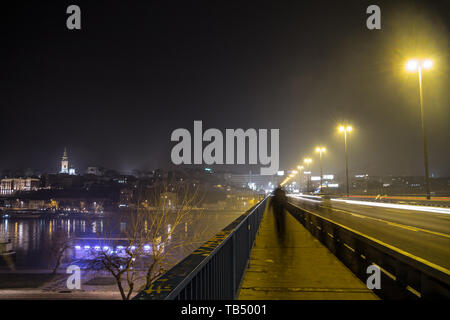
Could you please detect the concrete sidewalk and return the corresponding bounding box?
[238,204,378,300]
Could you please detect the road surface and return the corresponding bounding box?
[288,195,450,271]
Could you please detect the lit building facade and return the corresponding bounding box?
[0,177,40,195]
[60,148,69,174]
[59,148,76,175]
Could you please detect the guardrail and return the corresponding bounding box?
[285,201,450,299]
[133,197,269,300]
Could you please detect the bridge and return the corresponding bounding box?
[134,195,450,300]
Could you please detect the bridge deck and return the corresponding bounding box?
[238,204,379,300]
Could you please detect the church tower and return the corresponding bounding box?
[60,147,69,174]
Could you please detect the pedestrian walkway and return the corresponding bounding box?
[238,203,378,299]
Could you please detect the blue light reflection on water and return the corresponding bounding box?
[0,212,242,269]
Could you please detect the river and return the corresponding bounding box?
[0,210,245,270]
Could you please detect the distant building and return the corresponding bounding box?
[0,177,40,195]
[60,148,69,174]
[86,166,104,176]
[226,172,282,191]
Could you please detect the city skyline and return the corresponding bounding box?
[0,0,449,304]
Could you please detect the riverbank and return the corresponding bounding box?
[0,269,144,300]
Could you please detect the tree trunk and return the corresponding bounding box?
[52,251,64,275]
[116,277,127,300]
[126,283,134,300]
[145,261,157,288]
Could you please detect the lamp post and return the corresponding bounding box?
[303,158,312,193]
[315,147,326,194]
[406,59,433,200]
[339,125,352,197]
[297,165,304,192]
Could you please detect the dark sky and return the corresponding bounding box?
[1,0,449,177]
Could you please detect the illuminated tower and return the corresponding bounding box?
[60,147,69,174]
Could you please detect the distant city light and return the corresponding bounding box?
[339,125,352,133]
[311,175,334,180]
[315,147,326,152]
[248,182,257,190]
[328,183,339,188]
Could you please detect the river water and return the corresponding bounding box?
[0,210,245,270]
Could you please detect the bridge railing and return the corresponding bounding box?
[133,197,269,300]
[286,201,450,299]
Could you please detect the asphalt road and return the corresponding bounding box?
[288,195,450,271]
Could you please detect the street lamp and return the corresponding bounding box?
[406,59,433,200]
[339,125,352,197]
[315,147,326,193]
[303,158,312,193]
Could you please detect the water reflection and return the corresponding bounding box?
[0,211,243,269]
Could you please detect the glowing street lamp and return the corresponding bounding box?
[406,59,433,200]
[315,147,326,193]
[339,125,352,197]
[406,60,418,71]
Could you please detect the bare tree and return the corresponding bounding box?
[89,243,142,300]
[137,178,206,288]
[47,228,72,275]
[89,177,208,300]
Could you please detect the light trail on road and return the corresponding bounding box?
[287,194,450,269]
[330,198,450,215]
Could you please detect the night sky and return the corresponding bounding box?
[1,0,449,177]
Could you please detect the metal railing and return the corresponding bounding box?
[286,201,450,299]
[133,197,268,300]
